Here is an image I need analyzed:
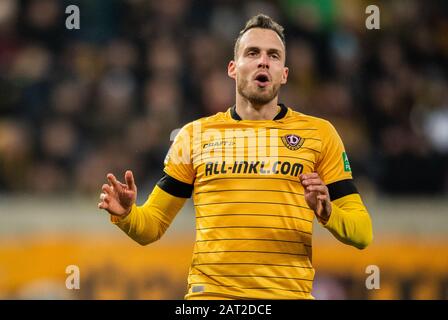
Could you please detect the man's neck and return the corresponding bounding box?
[235,97,280,120]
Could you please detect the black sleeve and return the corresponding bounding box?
[327,179,359,201]
[156,174,193,198]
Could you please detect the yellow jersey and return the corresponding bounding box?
[159,104,355,299]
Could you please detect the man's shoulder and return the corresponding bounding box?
[180,110,230,132]
[197,110,229,124]
[287,108,333,129]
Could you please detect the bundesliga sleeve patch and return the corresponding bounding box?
[342,152,351,172]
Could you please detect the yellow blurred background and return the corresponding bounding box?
[1,196,447,299]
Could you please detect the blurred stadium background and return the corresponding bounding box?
[0,0,447,299]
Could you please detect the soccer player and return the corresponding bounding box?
[98,14,373,300]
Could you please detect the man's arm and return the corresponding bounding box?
[306,119,373,249]
[300,173,373,250]
[99,123,196,245]
[111,184,187,245]
[98,171,189,246]
[323,193,372,249]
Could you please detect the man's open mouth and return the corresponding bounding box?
[254,73,270,87]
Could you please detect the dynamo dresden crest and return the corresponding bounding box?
[281,134,304,150]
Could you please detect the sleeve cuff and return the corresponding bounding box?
[321,203,345,233]
[110,203,137,225]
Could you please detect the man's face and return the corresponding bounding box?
[228,28,289,106]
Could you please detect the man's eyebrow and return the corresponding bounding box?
[244,46,260,52]
[267,48,282,55]
[244,46,283,55]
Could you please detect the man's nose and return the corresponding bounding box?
[258,53,270,69]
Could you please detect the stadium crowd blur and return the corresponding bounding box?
[0,0,447,197]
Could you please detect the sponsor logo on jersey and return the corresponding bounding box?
[203,140,236,149]
[204,161,303,177]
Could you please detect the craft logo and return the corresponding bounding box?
[281,134,304,151]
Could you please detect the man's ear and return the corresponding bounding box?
[281,66,289,84]
[228,60,236,79]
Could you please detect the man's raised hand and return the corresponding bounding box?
[299,172,332,224]
[98,170,137,217]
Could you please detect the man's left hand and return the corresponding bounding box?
[299,173,332,224]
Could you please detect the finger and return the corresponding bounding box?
[301,178,323,186]
[299,172,319,181]
[119,182,128,189]
[107,173,122,191]
[98,201,108,210]
[305,185,328,194]
[125,170,135,190]
[99,193,111,203]
[102,184,113,194]
[317,194,328,201]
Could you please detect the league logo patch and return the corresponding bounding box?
[342,152,352,172]
[281,134,304,150]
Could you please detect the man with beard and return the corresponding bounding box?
[98,14,373,300]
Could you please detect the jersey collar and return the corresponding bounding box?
[231,103,288,121]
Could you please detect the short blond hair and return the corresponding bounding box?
[234,14,286,58]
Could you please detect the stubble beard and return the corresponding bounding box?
[237,78,281,106]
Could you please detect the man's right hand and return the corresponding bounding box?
[98,170,137,217]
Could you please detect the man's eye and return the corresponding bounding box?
[248,51,257,56]
[270,54,280,59]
